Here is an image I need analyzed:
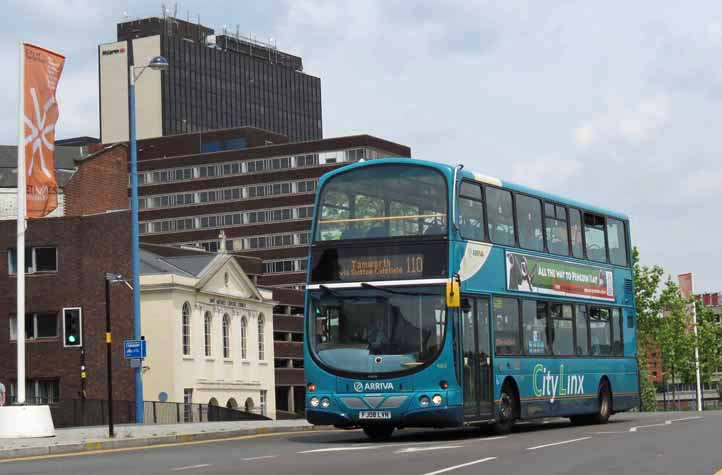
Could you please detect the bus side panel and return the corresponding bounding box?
[494,357,640,419]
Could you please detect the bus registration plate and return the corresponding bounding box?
[359,411,391,420]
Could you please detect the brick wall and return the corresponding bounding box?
[0,211,134,402]
[64,145,129,217]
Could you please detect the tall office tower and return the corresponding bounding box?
[99,16,322,143]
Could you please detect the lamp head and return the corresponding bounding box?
[148,56,169,72]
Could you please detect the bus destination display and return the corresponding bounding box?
[338,254,424,280]
[310,241,446,283]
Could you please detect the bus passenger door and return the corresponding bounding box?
[461,297,494,420]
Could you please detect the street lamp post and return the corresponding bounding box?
[128,54,168,424]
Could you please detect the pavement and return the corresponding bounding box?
[0,411,721,474]
[0,419,317,459]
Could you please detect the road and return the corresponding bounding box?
[2,412,721,475]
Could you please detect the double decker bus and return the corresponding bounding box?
[304,158,639,439]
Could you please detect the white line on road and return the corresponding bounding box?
[241,455,278,461]
[527,437,592,451]
[478,435,508,442]
[395,445,464,454]
[420,457,497,475]
[629,416,703,432]
[171,464,210,472]
[298,445,389,454]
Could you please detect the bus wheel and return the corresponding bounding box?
[362,424,394,441]
[592,380,612,424]
[494,383,517,435]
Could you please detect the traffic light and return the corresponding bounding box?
[63,307,83,348]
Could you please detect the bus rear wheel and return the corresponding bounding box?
[493,383,517,435]
[591,380,612,424]
[362,424,394,441]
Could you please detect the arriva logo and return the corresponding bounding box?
[532,364,584,403]
[354,382,394,392]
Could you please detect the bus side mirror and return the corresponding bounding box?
[446,278,460,308]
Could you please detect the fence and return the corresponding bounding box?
[656,397,721,412]
[16,398,269,428]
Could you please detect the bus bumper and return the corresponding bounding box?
[306,406,463,429]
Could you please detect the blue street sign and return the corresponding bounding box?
[124,339,147,359]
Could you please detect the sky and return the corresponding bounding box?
[1,1,721,291]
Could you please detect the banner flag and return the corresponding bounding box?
[22,43,65,218]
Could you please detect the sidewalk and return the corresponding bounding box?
[0,419,325,460]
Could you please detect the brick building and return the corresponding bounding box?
[134,127,411,288]
[0,210,134,406]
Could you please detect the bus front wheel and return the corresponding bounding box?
[493,383,518,435]
[362,424,394,441]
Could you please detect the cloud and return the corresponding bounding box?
[511,156,583,191]
[574,96,669,148]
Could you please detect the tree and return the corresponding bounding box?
[696,302,722,388]
[633,247,664,411]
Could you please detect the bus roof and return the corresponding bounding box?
[318,157,629,222]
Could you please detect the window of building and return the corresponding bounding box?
[241,317,248,359]
[9,313,57,340]
[545,203,569,256]
[458,181,484,241]
[204,312,212,357]
[589,306,611,356]
[516,195,543,251]
[522,300,549,355]
[10,379,59,405]
[607,218,628,266]
[569,208,584,259]
[292,358,304,368]
[222,314,231,359]
[274,358,289,368]
[486,187,515,245]
[258,314,265,360]
[273,331,287,342]
[611,308,623,355]
[493,297,520,355]
[291,333,304,342]
[550,303,574,355]
[182,302,191,356]
[8,247,57,274]
[575,305,589,355]
[584,213,607,263]
[260,390,267,416]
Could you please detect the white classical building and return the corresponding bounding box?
[140,247,276,419]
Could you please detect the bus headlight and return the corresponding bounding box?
[310,397,320,408]
[432,394,443,406]
[321,397,331,408]
[419,395,430,407]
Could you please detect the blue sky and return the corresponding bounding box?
[2,1,721,291]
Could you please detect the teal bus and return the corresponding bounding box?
[303,158,639,439]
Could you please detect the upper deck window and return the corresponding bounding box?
[584,213,607,263]
[516,195,543,252]
[606,218,628,266]
[315,165,447,241]
[486,187,515,246]
[458,181,484,241]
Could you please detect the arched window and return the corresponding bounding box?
[222,314,231,359]
[182,302,192,356]
[241,316,248,360]
[258,314,265,360]
[204,312,212,357]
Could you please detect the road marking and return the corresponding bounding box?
[527,437,592,451]
[171,464,210,471]
[299,445,389,454]
[241,455,278,461]
[420,457,496,475]
[478,435,508,442]
[395,445,463,454]
[0,429,338,464]
[630,416,703,432]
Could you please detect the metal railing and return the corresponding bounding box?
[14,398,269,428]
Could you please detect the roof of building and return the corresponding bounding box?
[140,248,214,277]
[0,145,84,188]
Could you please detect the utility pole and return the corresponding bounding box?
[104,273,118,438]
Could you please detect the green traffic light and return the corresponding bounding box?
[68,335,76,343]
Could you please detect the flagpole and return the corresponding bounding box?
[16,42,26,406]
